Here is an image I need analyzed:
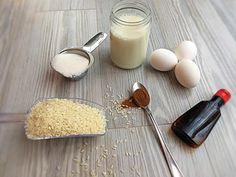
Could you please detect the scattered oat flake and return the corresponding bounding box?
[112,144,117,149]
[120,169,125,173]
[90,170,98,177]
[125,125,129,128]
[73,159,78,163]
[107,169,113,175]
[97,163,102,167]
[102,172,107,177]
[136,171,141,176]
[112,154,117,158]
[80,161,88,166]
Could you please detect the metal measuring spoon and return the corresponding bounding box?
[51,32,107,80]
[132,82,184,177]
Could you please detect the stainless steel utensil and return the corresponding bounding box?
[51,32,107,80]
[132,82,184,177]
[0,98,107,140]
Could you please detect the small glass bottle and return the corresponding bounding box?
[110,1,151,69]
[171,89,231,148]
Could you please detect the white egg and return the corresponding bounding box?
[150,49,178,71]
[175,41,197,61]
[175,60,200,88]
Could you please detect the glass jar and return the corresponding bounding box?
[110,1,151,69]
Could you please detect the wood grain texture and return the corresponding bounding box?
[0,0,236,176]
[1,122,233,177]
[0,8,102,112]
[0,123,172,177]
[31,0,96,11]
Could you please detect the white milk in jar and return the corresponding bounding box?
[110,1,151,69]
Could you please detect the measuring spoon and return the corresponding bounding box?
[132,82,184,177]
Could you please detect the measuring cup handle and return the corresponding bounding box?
[82,32,107,53]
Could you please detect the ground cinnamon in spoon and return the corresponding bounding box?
[132,86,150,108]
[121,97,138,108]
[121,85,150,108]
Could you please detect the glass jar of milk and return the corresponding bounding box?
[110,1,151,69]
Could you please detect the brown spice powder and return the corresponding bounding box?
[121,85,150,108]
[121,97,138,108]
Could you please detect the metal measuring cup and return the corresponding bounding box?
[51,32,107,80]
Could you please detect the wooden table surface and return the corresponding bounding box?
[0,0,236,176]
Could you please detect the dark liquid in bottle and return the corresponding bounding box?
[171,89,231,148]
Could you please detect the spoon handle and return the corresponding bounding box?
[0,113,26,123]
[145,107,184,177]
[82,32,107,53]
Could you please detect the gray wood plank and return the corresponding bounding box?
[30,0,96,11]
[0,123,171,177]
[210,0,236,39]
[0,0,236,176]
[162,121,236,177]
[0,9,102,112]
[2,122,232,177]
[203,114,236,177]
[95,0,236,127]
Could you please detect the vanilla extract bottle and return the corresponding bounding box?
[171,89,231,148]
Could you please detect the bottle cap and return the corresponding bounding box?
[214,89,231,103]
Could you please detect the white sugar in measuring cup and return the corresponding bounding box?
[51,32,107,80]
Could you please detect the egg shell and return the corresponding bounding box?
[150,49,178,71]
[175,41,197,61]
[175,59,200,88]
